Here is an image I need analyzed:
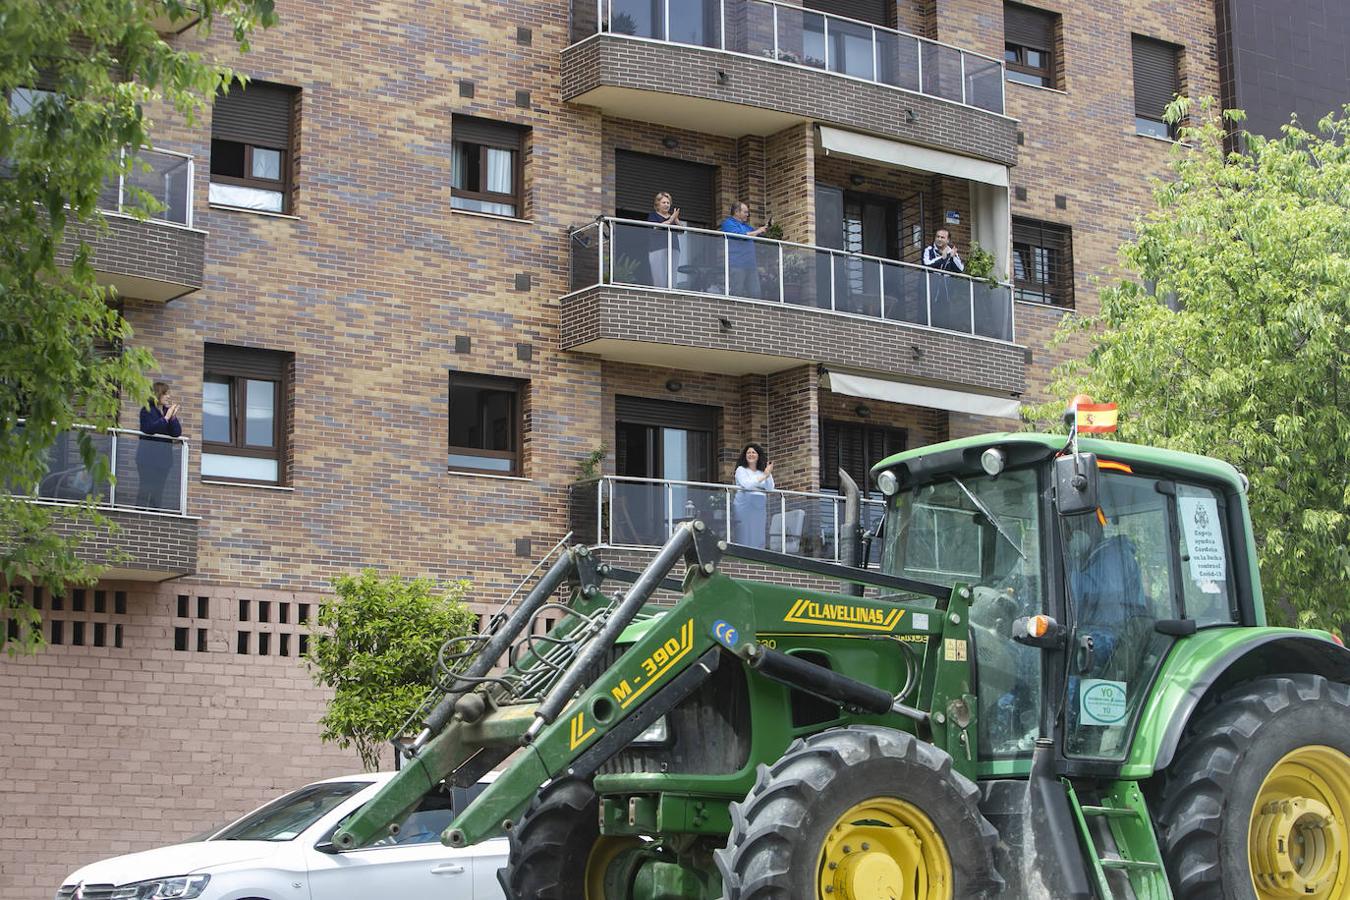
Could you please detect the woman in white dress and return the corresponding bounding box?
[732,443,774,548]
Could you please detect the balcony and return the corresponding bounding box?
[562,218,1025,396]
[7,424,198,581]
[571,475,884,562]
[564,0,1016,165]
[56,148,205,303]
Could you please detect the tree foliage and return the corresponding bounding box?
[1030,99,1350,633]
[0,0,276,651]
[306,570,477,772]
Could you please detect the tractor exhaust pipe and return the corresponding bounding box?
[1026,738,1093,899]
[838,468,865,596]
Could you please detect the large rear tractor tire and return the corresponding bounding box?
[1159,674,1350,900]
[498,777,640,900]
[715,725,1001,899]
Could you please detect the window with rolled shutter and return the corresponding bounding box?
[1003,3,1058,89]
[1132,35,1181,138]
[210,81,298,213]
[452,115,528,218]
[804,0,892,28]
[614,151,718,229]
[1011,217,1074,308]
[820,421,907,493]
[202,343,292,484]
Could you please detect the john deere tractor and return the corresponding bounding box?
[334,432,1350,899]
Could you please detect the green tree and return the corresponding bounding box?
[306,570,477,771]
[0,0,276,652]
[1031,99,1350,633]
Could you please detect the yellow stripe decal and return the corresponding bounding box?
[569,711,596,750]
[619,618,695,710]
[782,600,905,632]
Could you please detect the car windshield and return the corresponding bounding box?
[211,781,369,841]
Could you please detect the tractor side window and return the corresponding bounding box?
[1175,483,1237,626]
[1062,472,1177,760]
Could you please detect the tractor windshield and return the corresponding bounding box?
[880,468,1045,758]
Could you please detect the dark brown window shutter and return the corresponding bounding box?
[452,115,525,149]
[1132,35,1180,119]
[205,343,288,379]
[1004,3,1053,50]
[804,0,890,28]
[615,396,719,431]
[614,150,718,229]
[213,81,296,150]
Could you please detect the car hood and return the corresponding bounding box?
[64,840,284,885]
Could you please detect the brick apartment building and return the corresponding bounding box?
[2,0,1340,894]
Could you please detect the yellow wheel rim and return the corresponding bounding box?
[817,797,952,900]
[1249,745,1350,899]
[584,835,641,900]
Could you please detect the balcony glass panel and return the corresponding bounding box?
[115,431,185,512]
[608,220,664,288]
[881,259,928,326]
[876,30,921,92]
[826,19,875,81]
[608,479,669,546]
[12,424,188,514]
[921,41,966,105]
[782,244,824,308]
[680,227,729,295]
[972,281,1014,341]
[100,149,193,225]
[37,431,112,505]
[928,271,973,333]
[725,0,775,57]
[667,0,721,49]
[609,0,662,39]
[832,254,883,318]
[774,6,826,68]
[570,222,601,292]
[964,54,1004,113]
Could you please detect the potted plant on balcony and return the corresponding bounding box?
[780,252,813,304]
[965,241,1003,288]
[604,254,643,285]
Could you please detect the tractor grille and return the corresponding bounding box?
[598,653,750,776]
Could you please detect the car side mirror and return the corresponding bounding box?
[1054,453,1099,517]
[314,839,339,855]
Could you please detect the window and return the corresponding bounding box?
[1132,35,1181,138]
[1004,3,1058,88]
[210,81,298,212]
[1012,217,1074,308]
[820,420,906,493]
[448,373,524,475]
[451,116,526,218]
[202,344,292,484]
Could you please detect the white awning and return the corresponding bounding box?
[824,371,1021,419]
[817,125,1009,188]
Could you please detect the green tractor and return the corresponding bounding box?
[334,432,1350,899]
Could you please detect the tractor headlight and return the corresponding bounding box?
[109,875,210,900]
[980,447,1007,477]
[876,470,899,496]
[632,716,669,746]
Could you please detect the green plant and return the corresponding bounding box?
[577,444,608,480]
[763,222,785,241]
[609,254,642,284]
[610,12,637,34]
[306,569,476,771]
[965,241,1000,285]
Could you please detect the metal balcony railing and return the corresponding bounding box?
[570,475,885,563]
[569,0,1005,114]
[10,422,190,516]
[570,217,1016,342]
[97,147,195,228]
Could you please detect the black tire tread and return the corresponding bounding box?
[1158,674,1350,900]
[498,777,598,900]
[714,725,1001,900]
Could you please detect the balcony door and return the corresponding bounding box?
[816,185,904,314]
[613,396,719,545]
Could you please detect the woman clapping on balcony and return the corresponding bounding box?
[136,381,182,509]
[732,443,775,549]
[647,191,683,288]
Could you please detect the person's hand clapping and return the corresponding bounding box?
[764,462,774,476]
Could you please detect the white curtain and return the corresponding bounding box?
[486,148,514,194]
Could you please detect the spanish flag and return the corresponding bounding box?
[1076,402,1118,433]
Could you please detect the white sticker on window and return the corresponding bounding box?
[1178,495,1226,585]
[1080,678,1128,727]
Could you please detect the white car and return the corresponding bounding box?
[56,772,506,900]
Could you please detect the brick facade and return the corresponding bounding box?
[43,506,200,580]
[58,215,205,303]
[3,0,1223,895]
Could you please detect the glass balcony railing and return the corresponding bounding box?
[96,147,195,228]
[570,475,886,563]
[569,0,1005,114]
[569,217,1015,342]
[9,422,190,515]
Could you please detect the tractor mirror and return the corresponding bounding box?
[1053,453,1100,516]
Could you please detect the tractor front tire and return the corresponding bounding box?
[1159,674,1350,900]
[715,725,1001,900]
[498,777,640,900]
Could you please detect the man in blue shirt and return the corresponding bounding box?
[720,201,770,299]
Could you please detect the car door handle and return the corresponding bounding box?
[431,863,465,875]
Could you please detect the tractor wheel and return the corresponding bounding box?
[715,725,1001,900]
[497,777,641,900]
[1159,674,1350,900]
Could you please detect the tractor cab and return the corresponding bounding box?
[872,433,1251,771]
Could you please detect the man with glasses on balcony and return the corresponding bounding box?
[922,228,964,273]
[923,227,965,325]
[720,201,771,299]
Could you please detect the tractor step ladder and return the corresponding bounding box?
[1063,779,1174,900]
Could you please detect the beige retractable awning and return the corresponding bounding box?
[817,125,1009,188]
[824,371,1021,419]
